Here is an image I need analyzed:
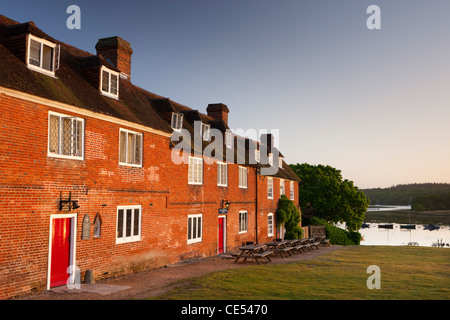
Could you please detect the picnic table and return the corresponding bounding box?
[264,241,293,258]
[233,244,273,264]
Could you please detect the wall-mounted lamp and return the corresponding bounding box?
[223,200,231,209]
[59,191,80,211]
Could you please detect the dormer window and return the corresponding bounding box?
[225,132,232,148]
[171,113,183,131]
[255,149,260,163]
[27,34,60,77]
[201,123,210,141]
[100,66,119,99]
[269,153,273,166]
[279,156,283,169]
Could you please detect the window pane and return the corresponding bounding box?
[127,133,134,164]
[110,74,118,94]
[62,118,72,155]
[74,120,82,157]
[134,208,140,236]
[134,134,142,165]
[42,45,53,71]
[197,217,202,238]
[49,115,60,154]
[119,131,127,163]
[117,209,124,238]
[192,217,197,239]
[102,70,109,92]
[188,217,192,240]
[29,39,41,67]
[126,209,132,237]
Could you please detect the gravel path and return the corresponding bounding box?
[14,245,341,300]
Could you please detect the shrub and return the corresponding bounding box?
[306,217,360,245]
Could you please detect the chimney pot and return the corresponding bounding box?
[95,36,133,80]
[206,103,229,126]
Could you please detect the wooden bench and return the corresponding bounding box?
[292,244,307,253]
[279,246,294,257]
[253,250,273,263]
[321,239,330,247]
[310,241,320,250]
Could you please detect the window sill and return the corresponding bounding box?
[48,153,84,161]
[27,65,57,78]
[119,162,142,168]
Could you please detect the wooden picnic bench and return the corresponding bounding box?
[264,241,293,258]
[233,244,273,265]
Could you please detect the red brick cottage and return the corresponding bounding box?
[0,15,300,299]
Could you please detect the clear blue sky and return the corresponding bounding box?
[2,0,450,188]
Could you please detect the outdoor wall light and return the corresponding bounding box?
[59,191,80,211]
[224,200,231,209]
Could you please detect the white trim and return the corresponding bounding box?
[218,215,227,254]
[238,166,248,189]
[47,111,84,160]
[267,212,274,237]
[267,177,273,199]
[0,86,172,138]
[100,65,120,100]
[280,179,285,195]
[217,161,228,187]
[116,205,142,244]
[238,210,248,234]
[27,33,58,77]
[47,213,77,290]
[187,213,203,244]
[118,128,143,167]
[290,181,295,200]
[188,156,203,185]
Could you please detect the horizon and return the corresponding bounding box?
[2,0,450,189]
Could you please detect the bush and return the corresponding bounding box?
[306,217,360,245]
[276,195,303,239]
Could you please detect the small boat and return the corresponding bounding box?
[400,224,416,230]
[378,224,393,229]
[361,223,370,229]
[423,224,440,231]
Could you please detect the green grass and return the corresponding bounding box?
[149,246,450,300]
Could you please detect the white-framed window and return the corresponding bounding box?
[268,213,274,237]
[48,111,84,160]
[225,132,232,148]
[100,66,119,99]
[255,149,260,163]
[187,214,202,244]
[116,205,141,244]
[239,166,247,188]
[27,34,60,76]
[279,156,283,169]
[188,156,203,185]
[201,123,211,141]
[217,162,228,187]
[171,113,183,131]
[290,181,295,200]
[269,153,273,166]
[239,211,248,234]
[119,128,142,167]
[267,177,273,199]
[280,179,285,195]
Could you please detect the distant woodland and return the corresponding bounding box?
[361,183,450,211]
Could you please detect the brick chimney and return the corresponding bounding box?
[206,103,229,126]
[95,36,133,80]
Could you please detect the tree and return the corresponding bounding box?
[289,163,369,232]
[276,194,302,239]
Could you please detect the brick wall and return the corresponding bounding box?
[0,92,299,299]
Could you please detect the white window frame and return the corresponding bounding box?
[100,65,120,99]
[27,34,60,77]
[217,162,228,187]
[268,213,274,237]
[47,111,84,160]
[171,113,183,131]
[280,179,285,195]
[201,123,211,141]
[188,156,203,185]
[239,166,248,188]
[255,149,260,163]
[187,214,203,244]
[290,181,295,200]
[279,156,283,169]
[239,211,248,234]
[269,153,273,166]
[267,177,273,199]
[225,132,232,148]
[119,128,143,167]
[116,205,142,244]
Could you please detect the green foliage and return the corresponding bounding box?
[362,183,450,210]
[276,195,303,239]
[289,163,369,232]
[307,217,360,245]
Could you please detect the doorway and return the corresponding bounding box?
[218,216,226,254]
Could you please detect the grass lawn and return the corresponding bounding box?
[149,246,450,300]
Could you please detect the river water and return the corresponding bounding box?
[359,205,450,247]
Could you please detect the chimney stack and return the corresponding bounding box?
[206,103,229,126]
[95,36,133,80]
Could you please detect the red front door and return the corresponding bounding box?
[218,217,225,254]
[50,218,72,288]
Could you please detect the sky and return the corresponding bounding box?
[2,0,450,189]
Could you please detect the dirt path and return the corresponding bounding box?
[14,245,341,300]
